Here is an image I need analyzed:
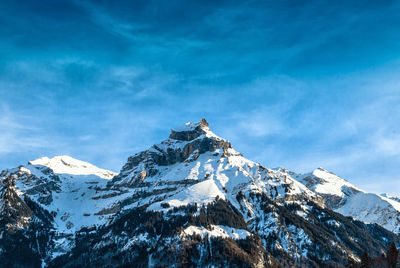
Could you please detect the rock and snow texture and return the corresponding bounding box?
[298,167,361,198]
[0,156,120,257]
[112,119,319,216]
[296,167,400,234]
[11,157,118,232]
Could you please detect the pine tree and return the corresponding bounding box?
[386,242,398,268]
[360,250,371,268]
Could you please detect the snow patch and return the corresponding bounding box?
[148,178,226,211]
[182,225,251,240]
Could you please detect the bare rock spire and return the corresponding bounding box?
[169,118,210,141]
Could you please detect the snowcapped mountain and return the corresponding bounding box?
[295,167,400,234]
[0,119,399,267]
[29,155,116,179]
[0,155,119,260]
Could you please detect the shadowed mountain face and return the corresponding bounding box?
[0,119,399,267]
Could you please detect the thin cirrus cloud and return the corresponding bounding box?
[0,0,400,194]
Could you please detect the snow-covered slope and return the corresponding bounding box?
[296,168,400,234]
[0,156,120,258]
[297,167,361,198]
[29,155,116,179]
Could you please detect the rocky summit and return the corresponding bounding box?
[0,119,399,267]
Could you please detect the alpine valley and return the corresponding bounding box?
[1,119,399,267]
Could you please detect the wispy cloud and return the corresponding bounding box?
[0,104,53,154]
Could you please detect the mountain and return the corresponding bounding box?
[0,119,399,267]
[29,155,116,179]
[295,168,400,234]
[0,155,119,263]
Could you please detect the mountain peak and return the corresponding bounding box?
[115,119,239,184]
[169,118,213,141]
[28,155,116,179]
[297,167,361,198]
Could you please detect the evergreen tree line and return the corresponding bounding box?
[347,242,399,268]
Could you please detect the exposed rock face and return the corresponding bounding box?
[169,118,210,141]
[121,136,231,170]
[113,119,235,186]
[0,175,32,231]
[0,173,55,268]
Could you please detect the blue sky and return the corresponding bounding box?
[1,0,400,194]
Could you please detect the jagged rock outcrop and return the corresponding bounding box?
[112,119,236,187]
[0,174,55,267]
[0,174,32,231]
[169,118,210,141]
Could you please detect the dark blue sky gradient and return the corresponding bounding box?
[1,0,400,194]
